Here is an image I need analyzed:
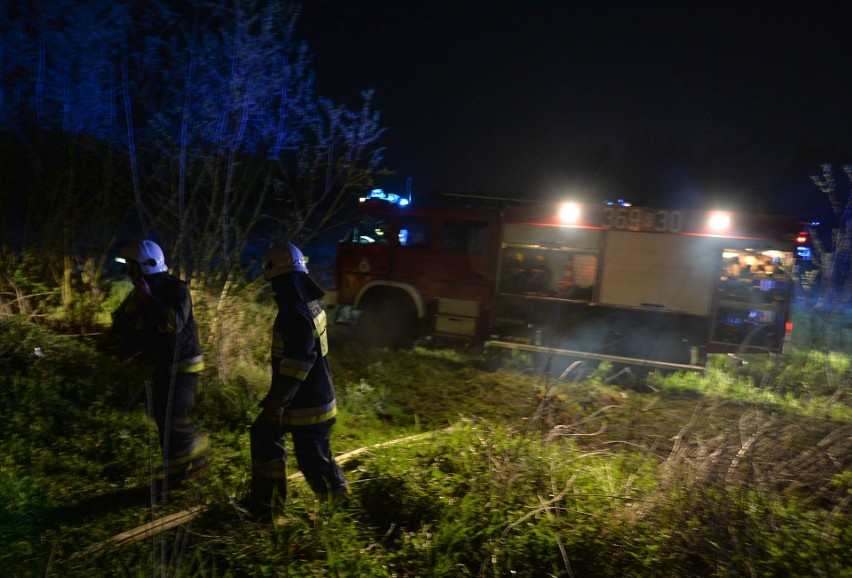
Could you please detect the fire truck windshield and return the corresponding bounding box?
[343,215,390,244]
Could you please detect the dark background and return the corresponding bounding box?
[299,1,851,218]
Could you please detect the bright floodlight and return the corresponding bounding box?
[707,212,731,233]
[558,202,581,224]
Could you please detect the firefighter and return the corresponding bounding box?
[111,240,209,491]
[248,242,348,520]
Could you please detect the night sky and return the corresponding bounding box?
[299,1,851,217]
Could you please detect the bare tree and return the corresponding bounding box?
[809,164,852,306]
[115,1,386,378]
[1,0,387,362]
[0,0,130,326]
[124,1,386,285]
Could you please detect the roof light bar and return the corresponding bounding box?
[361,188,410,206]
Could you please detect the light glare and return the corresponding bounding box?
[559,202,581,224]
[708,212,731,233]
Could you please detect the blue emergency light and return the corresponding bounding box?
[362,188,410,206]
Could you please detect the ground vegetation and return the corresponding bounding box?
[1,293,848,577]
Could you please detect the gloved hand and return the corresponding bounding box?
[133,276,152,301]
[125,277,151,314]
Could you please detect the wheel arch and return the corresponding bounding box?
[354,281,427,318]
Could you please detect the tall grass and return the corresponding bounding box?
[1,298,850,577]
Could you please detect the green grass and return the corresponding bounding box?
[1,300,850,577]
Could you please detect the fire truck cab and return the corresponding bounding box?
[334,194,501,347]
[331,194,798,371]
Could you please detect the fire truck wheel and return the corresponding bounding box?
[357,294,419,348]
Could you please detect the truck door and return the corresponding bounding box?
[334,213,393,305]
[598,231,719,314]
[425,217,497,302]
[389,213,433,283]
[594,231,721,364]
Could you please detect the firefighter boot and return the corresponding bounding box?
[246,479,287,523]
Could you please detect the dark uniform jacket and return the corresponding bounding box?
[112,273,204,373]
[263,294,336,427]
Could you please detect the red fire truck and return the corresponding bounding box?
[329,192,798,372]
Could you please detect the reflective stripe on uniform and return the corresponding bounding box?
[313,309,328,357]
[175,355,205,374]
[252,458,287,480]
[177,361,205,373]
[164,434,209,474]
[159,307,178,333]
[279,357,311,380]
[281,400,337,426]
[272,333,284,357]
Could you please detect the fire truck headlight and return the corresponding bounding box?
[558,202,581,225]
[707,212,731,234]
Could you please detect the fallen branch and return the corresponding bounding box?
[69,505,205,559]
[70,426,456,559]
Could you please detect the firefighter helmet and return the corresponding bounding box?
[261,243,308,279]
[121,240,168,275]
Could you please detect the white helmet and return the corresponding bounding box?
[121,240,168,275]
[261,243,308,279]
